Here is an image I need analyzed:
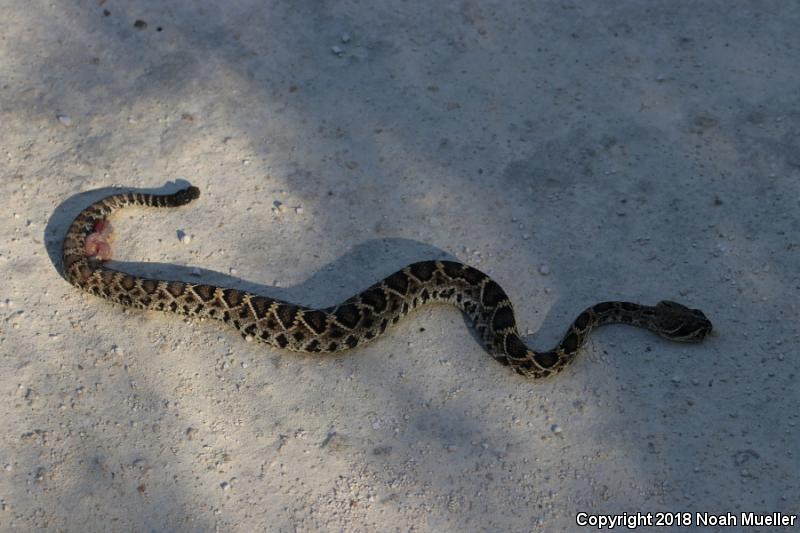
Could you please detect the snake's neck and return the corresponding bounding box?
[558,301,659,351]
[515,302,659,378]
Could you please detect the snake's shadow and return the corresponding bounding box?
[45,182,494,348]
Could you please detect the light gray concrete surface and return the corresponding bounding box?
[1,1,798,531]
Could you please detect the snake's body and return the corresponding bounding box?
[62,186,712,378]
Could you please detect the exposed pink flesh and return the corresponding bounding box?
[84,232,112,261]
[93,219,113,237]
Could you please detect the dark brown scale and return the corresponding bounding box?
[408,261,436,281]
[167,281,185,297]
[275,305,298,329]
[384,272,409,295]
[301,310,328,334]
[222,288,242,307]
[333,304,361,329]
[274,334,288,348]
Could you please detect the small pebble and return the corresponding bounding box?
[178,231,192,244]
[57,114,72,126]
[244,335,253,343]
[331,45,344,56]
[229,268,237,275]
[537,264,550,275]
[272,201,287,214]
[220,481,231,491]
[295,206,304,214]
[340,33,351,43]
[190,267,201,277]
[551,424,562,434]
[522,233,531,240]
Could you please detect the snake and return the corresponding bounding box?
[61,185,713,379]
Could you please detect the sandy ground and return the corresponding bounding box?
[1,1,799,531]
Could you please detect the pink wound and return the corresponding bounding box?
[85,232,112,261]
[93,219,114,237]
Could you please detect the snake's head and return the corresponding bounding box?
[653,300,713,342]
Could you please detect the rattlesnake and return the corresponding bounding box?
[61,185,713,378]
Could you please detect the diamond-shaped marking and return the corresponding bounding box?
[333,304,361,329]
[504,334,528,358]
[384,271,409,295]
[593,302,615,313]
[222,288,243,307]
[360,288,387,313]
[461,266,485,285]
[301,310,328,335]
[560,331,579,353]
[101,270,115,285]
[441,261,464,280]
[491,306,515,331]
[249,296,272,319]
[167,281,185,297]
[481,280,506,308]
[534,351,559,368]
[574,311,591,330]
[275,334,288,348]
[193,284,216,302]
[141,279,159,295]
[120,275,136,291]
[408,261,436,282]
[275,305,298,329]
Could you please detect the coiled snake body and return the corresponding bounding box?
[62,186,712,378]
